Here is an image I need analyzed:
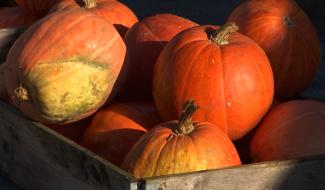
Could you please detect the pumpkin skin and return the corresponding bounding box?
[5,10,126,124]
[153,24,274,140]
[49,0,138,37]
[81,102,161,166]
[15,0,57,16]
[46,116,92,143]
[251,100,325,162]
[234,99,281,164]
[121,101,241,178]
[227,0,321,100]
[117,14,198,101]
[0,6,38,28]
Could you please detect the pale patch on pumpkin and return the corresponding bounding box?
[27,58,113,123]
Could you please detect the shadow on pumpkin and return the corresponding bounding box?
[80,128,146,167]
[116,41,167,101]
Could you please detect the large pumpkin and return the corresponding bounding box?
[81,102,161,166]
[227,0,321,100]
[0,6,38,28]
[121,100,241,178]
[117,14,198,101]
[153,23,274,140]
[49,0,138,37]
[251,100,325,162]
[5,10,126,124]
[15,0,57,16]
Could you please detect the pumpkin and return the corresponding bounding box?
[49,0,138,37]
[251,100,325,162]
[121,100,241,178]
[5,10,126,124]
[234,99,281,164]
[153,23,274,140]
[81,102,161,166]
[227,0,321,100]
[46,117,91,143]
[0,64,9,103]
[117,14,198,101]
[15,0,57,16]
[0,6,38,28]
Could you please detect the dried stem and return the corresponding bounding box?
[210,22,239,45]
[83,0,97,8]
[167,100,199,141]
[14,84,30,101]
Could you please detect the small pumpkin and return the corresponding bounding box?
[0,6,38,28]
[5,10,126,124]
[117,13,198,101]
[153,23,274,140]
[49,0,138,37]
[251,100,325,162]
[15,0,57,16]
[81,102,161,166]
[227,0,321,100]
[121,100,241,178]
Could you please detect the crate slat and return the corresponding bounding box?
[142,155,325,190]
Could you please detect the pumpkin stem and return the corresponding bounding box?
[210,22,239,45]
[83,0,97,8]
[14,84,30,101]
[167,100,198,141]
[283,16,294,27]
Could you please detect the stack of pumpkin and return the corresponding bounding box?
[0,0,323,178]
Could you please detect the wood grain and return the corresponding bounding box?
[0,102,137,190]
[142,155,325,190]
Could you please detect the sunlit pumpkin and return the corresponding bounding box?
[81,102,161,166]
[5,10,126,124]
[117,13,198,101]
[122,100,241,178]
[251,100,325,162]
[153,23,274,140]
[227,0,321,100]
[49,0,138,36]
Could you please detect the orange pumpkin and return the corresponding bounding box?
[227,0,321,100]
[0,6,38,28]
[121,100,241,178]
[5,10,126,124]
[117,14,198,101]
[81,102,161,166]
[15,0,57,16]
[251,100,325,162]
[153,23,274,140]
[49,0,138,37]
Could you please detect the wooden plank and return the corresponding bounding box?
[0,102,138,190]
[142,155,325,190]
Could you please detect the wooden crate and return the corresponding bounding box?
[1,101,325,190]
[1,1,325,189]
